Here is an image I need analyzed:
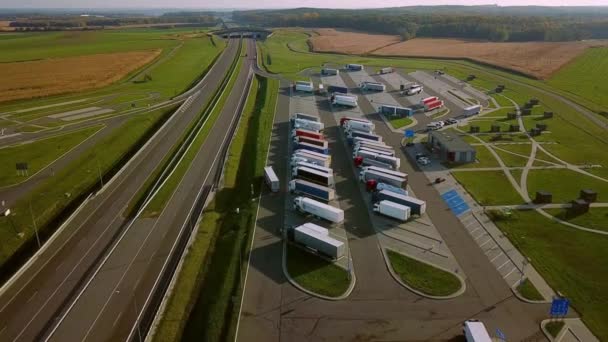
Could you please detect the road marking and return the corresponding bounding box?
[490,251,504,262]
[0,325,6,336]
[497,260,511,270]
[55,261,64,272]
[479,239,493,248]
[474,232,486,240]
[469,227,481,234]
[484,244,497,254]
[112,311,123,328]
[503,267,518,279]
[26,291,37,303]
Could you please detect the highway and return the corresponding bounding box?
[0,38,250,342]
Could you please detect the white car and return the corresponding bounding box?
[417,157,431,165]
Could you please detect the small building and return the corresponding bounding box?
[509,124,520,132]
[535,191,552,204]
[580,189,598,202]
[507,112,517,120]
[570,199,590,215]
[544,111,554,119]
[490,124,501,133]
[530,128,541,136]
[536,123,548,131]
[428,130,476,163]
[521,108,532,116]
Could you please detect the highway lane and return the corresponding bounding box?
[45,38,256,342]
[0,39,240,342]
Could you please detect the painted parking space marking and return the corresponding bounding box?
[440,189,470,216]
[503,267,518,279]
[480,239,493,247]
[490,252,504,262]
[497,260,510,270]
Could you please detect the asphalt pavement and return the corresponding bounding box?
[0,38,242,342]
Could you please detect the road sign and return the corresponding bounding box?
[404,129,415,138]
[550,297,570,316]
[496,328,506,341]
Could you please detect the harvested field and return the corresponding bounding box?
[0,49,161,103]
[309,29,608,78]
[310,28,400,55]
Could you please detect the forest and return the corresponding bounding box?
[233,6,608,42]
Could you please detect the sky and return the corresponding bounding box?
[3,0,608,9]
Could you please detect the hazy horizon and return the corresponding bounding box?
[2,0,608,10]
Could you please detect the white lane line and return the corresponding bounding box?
[503,267,518,279]
[0,325,6,336]
[26,291,37,303]
[479,239,493,248]
[112,311,123,328]
[490,251,504,262]
[497,260,511,270]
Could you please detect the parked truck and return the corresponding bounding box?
[345,63,363,71]
[340,117,370,127]
[346,130,382,143]
[379,104,413,117]
[293,149,331,164]
[331,94,358,108]
[360,81,386,92]
[373,190,426,215]
[422,96,439,105]
[362,166,407,180]
[292,112,319,122]
[289,179,336,202]
[295,80,314,92]
[463,104,482,117]
[373,200,411,221]
[352,136,386,147]
[354,147,395,158]
[293,161,332,175]
[405,84,423,95]
[425,100,444,112]
[321,68,339,76]
[292,128,323,140]
[344,119,374,133]
[379,67,393,74]
[354,156,394,170]
[293,197,344,223]
[293,166,335,187]
[376,154,400,169]
[294,141,328,155]
[376,182,409,196]
[327,85,348,94]
[354,142,394,154]
[462,320,492,342]
[264,166,279,192]
[294,136,328,149]
[294,118,324,132]
[359,169,407,188]
[294,224,345,259]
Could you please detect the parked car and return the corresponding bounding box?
[415,153,428,161]
[444,118,458,125]
[417,157,431,165]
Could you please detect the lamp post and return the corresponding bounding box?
[28,199,41,249]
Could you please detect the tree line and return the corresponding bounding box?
[233,7,608,42]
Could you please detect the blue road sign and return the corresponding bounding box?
[550,298,570,316]
[405,129,415,138]
[441,189,470,216]
[496,328,506,341]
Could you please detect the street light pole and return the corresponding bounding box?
[29,200,41,249]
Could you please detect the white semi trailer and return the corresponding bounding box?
[293,197,344,223]
[294,224,345,259]
[373,200,411,221]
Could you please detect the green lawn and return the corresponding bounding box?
[492,144,532,167]
[548,47,608,114]
[453,170,524,205]
[286,244,350,297]
[545,321,565,338]
[526,169,608,204]
[155,75,279,342]
[385,114,413,129]
[0,125,102,187]
[0,105,177,271]
[544,208,608,233]
[386,249,462,297]
[517,278,544,301]
[493,210,608,340]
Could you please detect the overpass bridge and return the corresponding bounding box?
[212,27,272,39]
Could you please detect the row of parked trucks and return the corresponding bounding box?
[340,117,427,222]
[288,112,346,260]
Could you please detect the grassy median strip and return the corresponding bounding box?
[153,75,279,342]
[0,105,177,279]
[545,321,565,338]
[0,125,103,187]
[517,278,544,301]
[127,40,243,218]
[385,115,413,129]
[286,244,350,297]
[386,249,462,297]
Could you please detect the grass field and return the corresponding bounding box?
[548,47,608,113]
[0,125,102,187]
[386,249,462,297]
[385,114,413,129]
[452,170,524,205]
[286,244,350,297]
[517,278,544,301]
[492,144,532,167]
[154,75,279,342]
[0,105,176,270]
[544,208,608,233]
[545,321,565,338]
[525,169,608,204]
[493,210,608,340]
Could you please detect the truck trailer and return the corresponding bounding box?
[354,142,394,154]
[376,182,409,196]
[293,166,335,187]
[289,179,336,202]
[292,112,319,122]
[327,85,348,94]
[462,320,492,342]
[347,130,383,143]
[294,136,328,149]
[463,105,482,117]
[340,117,371,127]
[362,166,407,180]
[360,81,386,92]
[359,169,406,188]
[379,67,393,74]
[354,147,395,158]
[331,94,358,108]
[292,128,323,140]
[373,190,426,215]
[422,96,439,104]
[293,197,344,223]
[264,166,279,192]
[294,141,329,155]
[294,118,324,132]
[294,224,345,259]
[321,68,339,76]
[352,136,386,147]
[405,84,423,95]
[293,149,331,164]
[293,161,332,175]
[373,200,411,221]
[344,119,375,133]
[295,80,314,92]
[354,156,394,170]
[425,100,444,112]
[379,104,413,117]
[345,63,363,71]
